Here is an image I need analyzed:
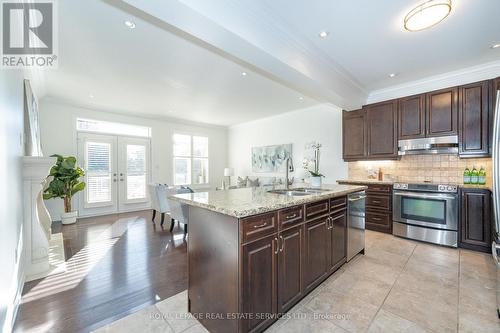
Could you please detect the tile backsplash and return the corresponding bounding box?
[348,155,492,186]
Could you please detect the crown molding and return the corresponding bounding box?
[367,60,500,104]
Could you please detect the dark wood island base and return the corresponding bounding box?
[187,195,353,333]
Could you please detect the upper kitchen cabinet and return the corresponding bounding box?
[342,109,366,161]
[459,80,490,157]
[398,94,426,140]
[426,87,458,137]
[366,100,398,159]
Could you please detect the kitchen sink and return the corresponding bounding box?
[268,190,313,196]
[267,188,328,196]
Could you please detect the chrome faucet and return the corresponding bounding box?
[285,157,294,190]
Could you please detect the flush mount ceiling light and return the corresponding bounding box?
[318,31,329,38]
[404,0,451,32]
[389,73,397,78]
[298,96,304,100]
[491,43,500,49]
[241,72,248,76]
[124,20,136,29]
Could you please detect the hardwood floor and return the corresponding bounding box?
[14,210,188,333]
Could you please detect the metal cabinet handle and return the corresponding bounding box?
[274,237,279,254]
[372,200,381,204]
[279,235,284,252]
[492,241,500,266]
[253,222,267,229]
[120,178,124,181]
[372,217,382,221]
[286,213,297,219]
[113,179,117,182]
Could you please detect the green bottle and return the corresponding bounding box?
[470,166,479,184]
[463,166,471,184]
[478,166,486,185]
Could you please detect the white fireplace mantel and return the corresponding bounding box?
[23,156,55,278]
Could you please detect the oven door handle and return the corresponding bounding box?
[393,191,457,200]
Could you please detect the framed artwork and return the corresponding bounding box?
[251,144,292,173]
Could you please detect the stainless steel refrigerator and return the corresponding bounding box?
[491,90,500,318]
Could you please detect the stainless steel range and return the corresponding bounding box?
[392,183,458,247]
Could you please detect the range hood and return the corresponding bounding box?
[398,135,458,155]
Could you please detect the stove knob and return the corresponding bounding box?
[438,185,445,192]
[403,184,408,189]
[447,186,453,192]
[394,184,400,189]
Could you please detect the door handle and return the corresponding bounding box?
[279,235,284,252]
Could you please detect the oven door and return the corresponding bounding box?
[393,191,458,231]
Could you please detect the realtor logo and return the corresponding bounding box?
[1,1,58,68]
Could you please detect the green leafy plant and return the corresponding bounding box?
[43,154,86,213]
[308,170,325,178]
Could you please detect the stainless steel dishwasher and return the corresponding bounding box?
[347,191,366,261]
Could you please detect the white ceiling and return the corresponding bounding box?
[258,0,500,90]
[41,0,318,126]
[42,0,500,126]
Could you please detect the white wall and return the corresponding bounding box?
[228,104,347,185]
[39,99,228,219]
[0,71,25,333]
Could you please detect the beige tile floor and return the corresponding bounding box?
[93,230,499,333]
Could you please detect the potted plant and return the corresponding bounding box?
[303,142,324,187]
[43,155,86,225]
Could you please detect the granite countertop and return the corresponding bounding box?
[170,183,367,218]
[337,179,395,185]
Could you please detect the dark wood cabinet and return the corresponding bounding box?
[277,225,303,313]
[459,188,492,253]
[425,87,458,137]
[241,234,278,333]
[329,209,347,271]
[342,109,366,160]
[366,100,398,159]
[303,215,330,293]
[459,81,490,157]
[398,94,426,140]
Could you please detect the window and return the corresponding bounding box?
[173,134,209,185]
[77,118,151,138]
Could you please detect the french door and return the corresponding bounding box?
[77,133,151,217]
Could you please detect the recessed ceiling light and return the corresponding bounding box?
[318,31,329,38]
[241,72,248,76]
[89,94,94,99]
[491,43,500,49]
[124,20,136,29]
[299,96,304,100]
[389,73,397,78]
[404,0,451,32]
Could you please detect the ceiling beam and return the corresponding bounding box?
[110,0,367,110]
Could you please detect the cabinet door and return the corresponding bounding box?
[241,234,278,333]
[426,87,458,137]
[398,94,425,140]
[277,225,303,313]
[366,101,398,159]
[330,210,347,271]
[303,216,330,293]
[459,81,490,157]
[342,109,366,160]
[460,189,491,253]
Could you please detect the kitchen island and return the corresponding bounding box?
[171,184,366,333]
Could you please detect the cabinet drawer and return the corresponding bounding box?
[366,184,392,194]
[278,205,304,229]
[366,195,391,211]
[305,200,329,219]
[241,212,278,243]
[330,196,347,212]
[365,211,391,227]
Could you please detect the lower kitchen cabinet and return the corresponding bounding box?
[459,188,492,253]
[241,234,278,333]
[303,215,330,293]
[277,225,303,313]
[329,209,347,271]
